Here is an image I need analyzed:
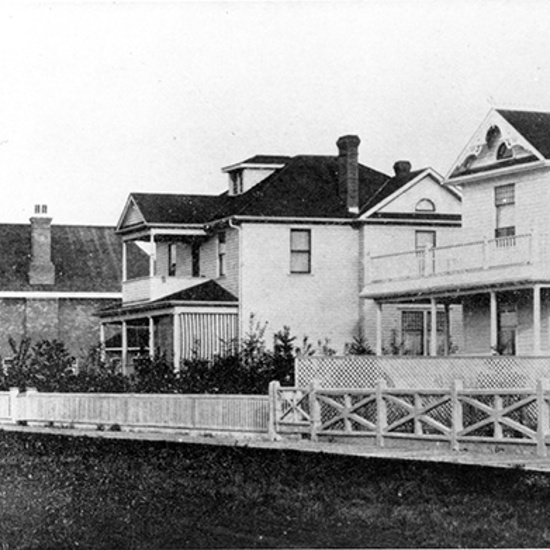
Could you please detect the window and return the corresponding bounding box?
[168,243,177,277]
[290,229,311,273]
[498,302,517,355]
[401,310,445,355]
[415,199,436,212]
[230,171,243,195]
[415,230,436,275]
[415,230,436,250]
[495,184,515,239]
[192,242,200,278]
[218,232,226,277]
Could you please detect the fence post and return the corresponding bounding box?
[309,379,321,442]
[451,379,463,452]
[8,387,19,424]
[376,379,387,447]
[537,378,550,457]
[268,381,281,441]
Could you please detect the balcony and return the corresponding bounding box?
[363,233,550,299]
[123,275,205,304]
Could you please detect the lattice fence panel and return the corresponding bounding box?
[296,356,550,389]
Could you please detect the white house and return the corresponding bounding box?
[100,136,461,370]
[362,108,550,356]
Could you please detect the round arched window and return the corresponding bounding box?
[415,199,436,212]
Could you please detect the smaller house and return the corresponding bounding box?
[0,205,144,363]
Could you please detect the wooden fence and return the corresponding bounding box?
[0,389,270,435]
[269,379,550,457]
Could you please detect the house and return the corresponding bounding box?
[362,108,550,356]
[0,205,144,363]
[101,136,462,371]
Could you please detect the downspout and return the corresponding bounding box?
[228,218,243,346]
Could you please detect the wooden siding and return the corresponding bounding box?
[240,223,359,354]
[461,167,550,242]
[200,229,239,297]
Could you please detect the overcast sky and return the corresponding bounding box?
[1,0,550,225]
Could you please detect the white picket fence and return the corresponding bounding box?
[0,389,270,435]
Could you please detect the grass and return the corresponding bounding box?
[0,431,550,548]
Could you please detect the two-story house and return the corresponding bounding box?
[100,136,461,371]
[363,109,550,356]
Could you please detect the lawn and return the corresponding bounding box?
[0,431,549,548]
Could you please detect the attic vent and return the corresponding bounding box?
[415,199,435,212]
[34,204,48,215]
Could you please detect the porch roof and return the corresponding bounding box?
[98,280,237,318]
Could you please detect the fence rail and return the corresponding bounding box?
[269,379,550,457]
[1,389,270,434]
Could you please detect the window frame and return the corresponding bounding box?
[218,232,226,277]
[494,184,516,239]
[290,229,312,274]
[168,243,177,277]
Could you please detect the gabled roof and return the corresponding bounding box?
[497,109,550,159]
[0,224,146,293]
[121,154,391,229]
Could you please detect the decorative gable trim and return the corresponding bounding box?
[447,109,545,181]
[116,196,145,232]
[360,168,454,219]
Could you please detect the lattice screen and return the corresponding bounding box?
[295,356,550,389]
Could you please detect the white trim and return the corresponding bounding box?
[0,291,121,299]
[116,195,145,233]
[221,162,286,173]
[445,109,546,181]
[446,159,549,186]
[360,168,452,219]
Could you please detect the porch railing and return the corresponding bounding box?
[368,232,542,284]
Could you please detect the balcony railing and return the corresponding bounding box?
[367,233,545,285]
[123,275,204,304]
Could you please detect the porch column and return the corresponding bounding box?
[99,323,106,362]
[429,298,437,356]
[121,320,128,373]
[375,301,383,356]
[148,316,155,358]
[443,304,451,356]
[490,291,498,354]
[149,233,155,277]
[534,285,542,356]
[173,312,181,371]
[122,241,127,282]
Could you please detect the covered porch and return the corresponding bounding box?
[368,283,550,357]
[98,280,239,373]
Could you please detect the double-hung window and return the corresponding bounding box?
[168,243,177,277]
[218,232,226,277]
[290,229,311,274]
[495,184,515,239]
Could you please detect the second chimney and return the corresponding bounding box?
[337,135,361,214]
[29,204,55,285]
[393,160,412,177]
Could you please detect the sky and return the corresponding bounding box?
[1,0,550,225]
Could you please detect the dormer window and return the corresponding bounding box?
[229,171,243,196]
[415,199,436,212]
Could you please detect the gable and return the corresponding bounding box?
[448,110,543,180]
[117,197,145,231]
[376,173,461,215]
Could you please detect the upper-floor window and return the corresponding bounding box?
[218,232,226,277]
[230,171,243,195]
[495,184,515,238]
[415,230,436,250]
[192,242,200,278]
[168,243,177,277]
[415,199,435,212]
[290,229,311,274]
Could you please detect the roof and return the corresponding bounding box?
[239,155,292,165]
[497,109,550,158]
[155,280,237,303]
[128,154,391,227]
[0,224,147,293]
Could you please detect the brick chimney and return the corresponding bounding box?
[337,135,361,214]
[393,160,412,177]
[29,204,55,285]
